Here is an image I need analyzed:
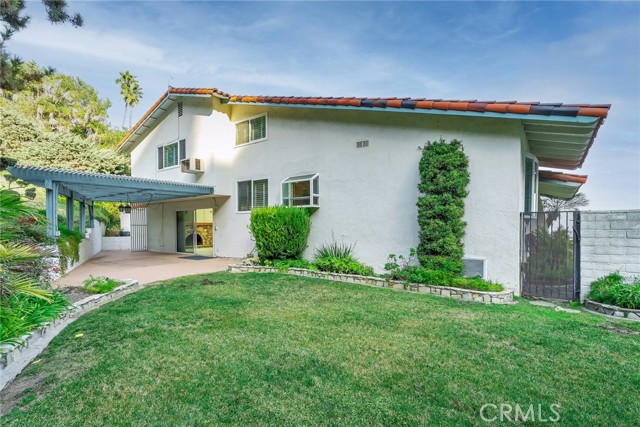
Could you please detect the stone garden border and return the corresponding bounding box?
[227,264,514,304]
[584,299,640,321]
[0,279,141,391]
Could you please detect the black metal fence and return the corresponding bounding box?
[520,211,581,301]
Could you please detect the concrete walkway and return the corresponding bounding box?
[54,251,244,287]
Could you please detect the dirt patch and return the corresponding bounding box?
[58,286,92,304]
[597,324,640,336]
[0,368,49,416]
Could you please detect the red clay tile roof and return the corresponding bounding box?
[539,170,588,184]
[229,95,610,118]
[118,87,610,151]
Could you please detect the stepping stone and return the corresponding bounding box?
[530,301,557,308]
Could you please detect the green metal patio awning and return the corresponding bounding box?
[8,165,215,203]
[538,170,587,200]
[8,165,217,237]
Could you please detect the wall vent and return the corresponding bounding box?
[177,102,183,117]
[463,257,487,279]
[356,140,369,148]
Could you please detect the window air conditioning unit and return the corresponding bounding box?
[181,157,204,174]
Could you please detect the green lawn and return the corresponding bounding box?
[2,273,639,426]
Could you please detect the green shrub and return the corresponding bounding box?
[450,276,504,292]
[314,257,375,276]
[313,240,374,276]
[417,139,470,274]
[82,276,124,294]
[587,273,640,309]
[383,255,504,292]
[249,206,311,260]
[0,292,69,345]
[384,249,417,281]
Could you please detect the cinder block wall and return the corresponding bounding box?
[580,210,640,300]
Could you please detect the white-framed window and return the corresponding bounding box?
[158,139,186,170]
[236,114,267,146]
[282,174,319,207]
[237,179,269,212]
[524,154,539,212]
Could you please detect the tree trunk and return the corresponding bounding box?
[122,104,128,129]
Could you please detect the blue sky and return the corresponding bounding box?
[10,1,640,209]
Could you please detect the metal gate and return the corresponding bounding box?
[520,211,581,301]
[130,207,148,252]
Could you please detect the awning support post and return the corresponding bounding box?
[88,204,94,228]
[79,202,86,234]
[66,193,74,231]
[44,179,59,238]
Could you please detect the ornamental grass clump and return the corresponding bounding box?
[313,241,375,276]
[249,206,311,260]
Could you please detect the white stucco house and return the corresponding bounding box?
[109,87,610,292]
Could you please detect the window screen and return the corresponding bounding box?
[253,179,269,208]
[238,181,252,211]
[158,140,187,169]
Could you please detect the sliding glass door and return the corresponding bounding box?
[176,209,214,256]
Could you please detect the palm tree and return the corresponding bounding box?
[127,80,143,128]
[542,192,589,212]
[115,71,143,128]
[541,192,589,229]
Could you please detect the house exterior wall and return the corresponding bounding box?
[133,100,526,292]
[580,210,640,300]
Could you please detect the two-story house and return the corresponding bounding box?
[114,87,609,292]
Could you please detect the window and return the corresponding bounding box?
[282,174,319,207]
[158,139,186,169]
[236,114,267,145]
[524,156,538,212]
[237,179,269,212]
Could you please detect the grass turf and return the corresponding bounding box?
[1,272,639,426]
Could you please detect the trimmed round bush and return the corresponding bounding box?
[249,206,311,260]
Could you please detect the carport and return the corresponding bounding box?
[8,165,218,238]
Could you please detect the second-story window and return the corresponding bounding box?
[158,139,186,169]
[236,114,267,146]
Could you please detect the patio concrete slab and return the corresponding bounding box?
[54,251,244,287]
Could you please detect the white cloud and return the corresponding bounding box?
[11,19,187,72]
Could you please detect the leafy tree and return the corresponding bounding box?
[0,106,130,175]
[417,138,470,274]
[0,57,55,94]
[116,71,143,128]
[5,73,112,139]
